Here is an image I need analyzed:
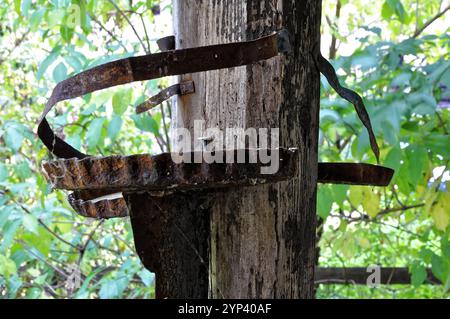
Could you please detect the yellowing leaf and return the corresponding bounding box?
[0,255,17,278]
[431,193,450,231]
[349,186,364,208]
[357,237,371,249]
[349,186,380,217]
[363,191,381,218]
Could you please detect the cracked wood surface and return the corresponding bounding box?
[173,0,322,298]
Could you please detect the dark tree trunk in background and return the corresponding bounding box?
[173,0,322,298]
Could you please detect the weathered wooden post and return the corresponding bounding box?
[38,0,393,299]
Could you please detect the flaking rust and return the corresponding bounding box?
[42,149,299,194]
[136,81,195,114]
[43,154,393,220]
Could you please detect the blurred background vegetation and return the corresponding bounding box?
[0,0,449,299]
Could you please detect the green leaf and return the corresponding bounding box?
[107,116,123,142]
[14,161,32,180]
[132,114,160,135]
[138,269,154,287]
[383,0,407,23]
[99,280,119,299]
[0,163,8,181]
[60,26,74,44]
[363,191,380,218]
[112,88,132,115]
[431,254,448,283]
[349,186,364,208]
[331,185,349,208]
[87,118,105,150]
[22,214,39,235]
[20,0,31,17]
[14,0,21,15]
[317,186,333,219]
[381,1,394,20]
[1,221,21,252]
[406,145,427,187]
[36,48,60,80]
[4,123,24,152]
[65,56,83,73]
[29,8,46,31]
[53,62,68,83]
[0,255,17,278]
[46,9,65,29]
[384,146,402,177]
[411,264,427,287]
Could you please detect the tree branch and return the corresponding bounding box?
[328,0,341,59]
[413,4,450,38]
[107,0,150,53]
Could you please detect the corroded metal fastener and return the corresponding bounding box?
[136,81,195,114]
[157,35,176,51]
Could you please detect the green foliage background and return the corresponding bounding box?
[0,0,449,298]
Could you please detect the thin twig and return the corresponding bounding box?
[139,13,152,53]
[78,220,104,265]
[160,103,171,152]
[17,240,68,278]
[89,13,128,52]
[413,4,450,38]
[329,0,341,60]
[107,0,149,53]
[7,193,80,250]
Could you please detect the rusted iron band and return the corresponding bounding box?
[37,30,290,159]
[42,149,298,193]
[136,81,195,114]
[318,163,393,186]
[68,192,128,219]
[65,161,393,220]
[44,157,393,219]
[313,46,380,163]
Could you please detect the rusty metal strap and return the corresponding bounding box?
[37,30,290,159]
[318,163,393,186]
[60,162,393,220]
[313,47,380,164]
[136,81,195,114]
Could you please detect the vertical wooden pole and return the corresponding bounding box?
[173,0,322,298]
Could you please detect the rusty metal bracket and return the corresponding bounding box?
[37,30,291,160]
[44,160,394,219]
[42,149,299,194]
[135,36,195,114]
[318,163,393,186]
[68,192,128,219]
[136,81,195,114]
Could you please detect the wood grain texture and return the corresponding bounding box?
[173,0,322,298]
